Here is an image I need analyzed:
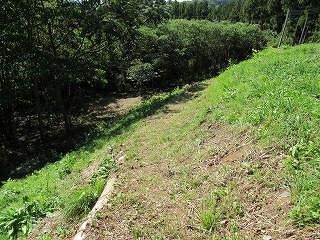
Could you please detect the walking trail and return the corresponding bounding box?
[70,83,319,239]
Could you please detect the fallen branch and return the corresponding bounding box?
[73,177,116,240]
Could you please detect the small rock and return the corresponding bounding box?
[118,155,126,163]
[280,190,291,198]
[246,169,254,175]
[285,230,295,237]
[263,235,272,240]
[219,220,228,227]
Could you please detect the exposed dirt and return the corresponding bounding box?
[61,91,319,239]
[81,94,142,121]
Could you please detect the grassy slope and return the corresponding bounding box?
[0,43,319,239]
[203,44,320,226]
[78,43,319,239]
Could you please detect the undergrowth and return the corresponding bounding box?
[202,43,320,226]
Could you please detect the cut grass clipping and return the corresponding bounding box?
[201,43,320,227]
[0,86,189,239]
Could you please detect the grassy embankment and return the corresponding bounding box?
[91,43,319,239]
[202,43,319,227]
[79,43,318,239]
[0,43,319,239]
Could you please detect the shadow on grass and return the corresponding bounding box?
[104,84,205,135]
[0,82,208,184]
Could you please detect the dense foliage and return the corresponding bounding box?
[169,0,320,43]
[0,0,167,150]
[125,20,268,90]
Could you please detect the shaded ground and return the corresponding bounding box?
[0,93,141,183]
[65,83,318,239]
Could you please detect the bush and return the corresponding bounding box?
[126,60,158,90]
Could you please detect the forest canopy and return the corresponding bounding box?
[169,0,320,43]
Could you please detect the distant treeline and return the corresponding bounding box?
[169,0,320,43]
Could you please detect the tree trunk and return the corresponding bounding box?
[7,102,17,144]
[54,78,70,134]
[41,0,70,135]
[0,60,17,145]
[27,10,45,142]
[33,78,45,141]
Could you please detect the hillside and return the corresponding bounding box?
[1,44,319,239]
[69,43,319,239]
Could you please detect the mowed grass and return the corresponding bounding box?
[0,87,189,239]
[201,43,320,226]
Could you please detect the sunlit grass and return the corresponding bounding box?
[202,43,320,226]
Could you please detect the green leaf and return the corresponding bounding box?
[7,227,14,237]
[21,224,27,235]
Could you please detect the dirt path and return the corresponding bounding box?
[71,90,320,239]
[83,94,142,121]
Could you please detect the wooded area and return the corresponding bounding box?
[171,0,320,43]
[0,0,319,181]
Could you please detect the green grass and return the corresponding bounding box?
[0,148,109,239]
[204,45,319,147]
[201,43,320,226]
[199,186,243,236]
[0,86,190,239]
